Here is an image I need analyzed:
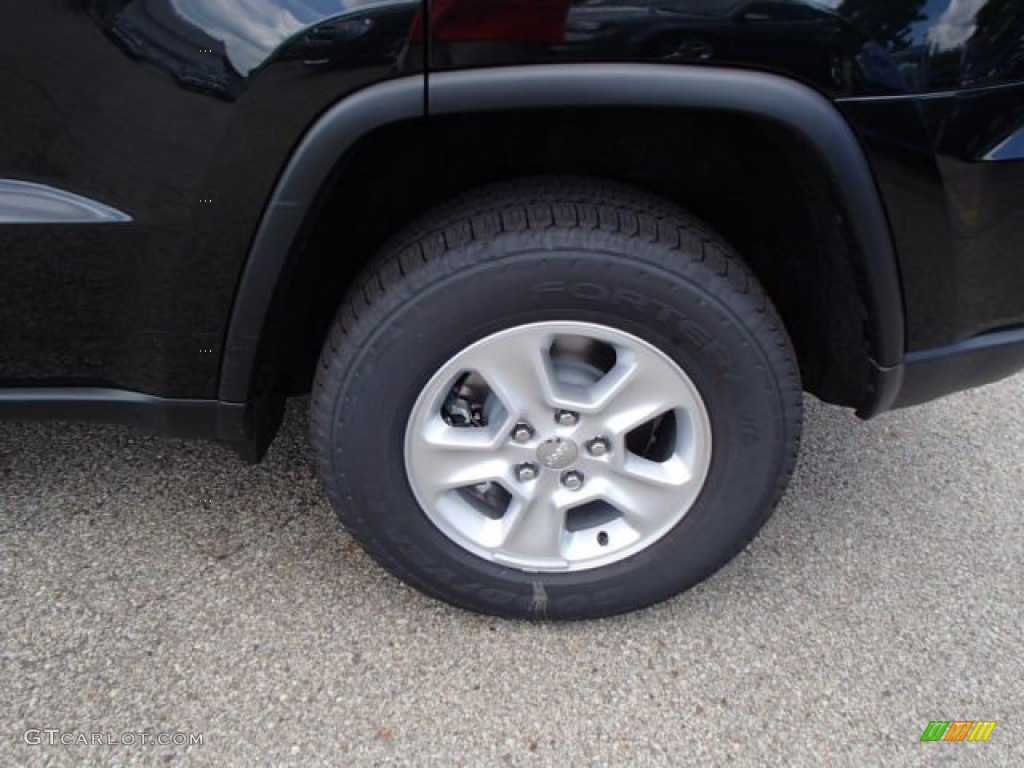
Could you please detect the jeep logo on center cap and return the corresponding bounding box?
[536,438,579,470]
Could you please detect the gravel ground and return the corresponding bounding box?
[1,378,1022,767]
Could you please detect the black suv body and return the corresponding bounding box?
[3,1,1023,618]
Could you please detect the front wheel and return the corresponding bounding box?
[311,178,802,619]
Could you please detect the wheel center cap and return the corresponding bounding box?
[536,438,579,470]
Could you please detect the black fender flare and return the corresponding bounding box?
[219,64,906,412]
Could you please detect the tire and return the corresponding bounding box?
[311,177,802,620]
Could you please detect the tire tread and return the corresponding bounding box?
[311,176,802,619]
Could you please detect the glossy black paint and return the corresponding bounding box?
[419,1,1022,94]
[839,85,1024,349]
[219,75,425,402]
[419,0,1024,352]
[0,387,248,441]
[0,0,422,396]
[3,0,1024,447]
[896,325,1024,407]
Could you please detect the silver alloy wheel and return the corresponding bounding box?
[404,321,713,572]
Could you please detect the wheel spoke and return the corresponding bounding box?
[462,333,555,426]
[597,351,690,437]
[418,451,513,494]
[414,422,518,495]
[497,484,568,566]
[421,419,505,452]
[604,457,693,533]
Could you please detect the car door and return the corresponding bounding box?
[0,0,423,398]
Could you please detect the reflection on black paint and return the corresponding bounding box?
[280,3,419,69]
[415,0,1024,355]
[421,0,863,89]
[418,1,1024,96]
[961,0,1024,87]
[2,0,1024,396]
[91,0,246,101]
[1,0,420,393]
[837,0,1024,93]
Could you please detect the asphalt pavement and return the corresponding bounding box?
[2,377,1022,767]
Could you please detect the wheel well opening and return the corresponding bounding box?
[256,107,872,410]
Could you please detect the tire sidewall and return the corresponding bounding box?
[324,238,795,618]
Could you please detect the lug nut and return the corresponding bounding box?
[511,423,534,443]
[587,438,610,457]
[555,410,580,427]
[516,463,539,483]
[561,471,584,491]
